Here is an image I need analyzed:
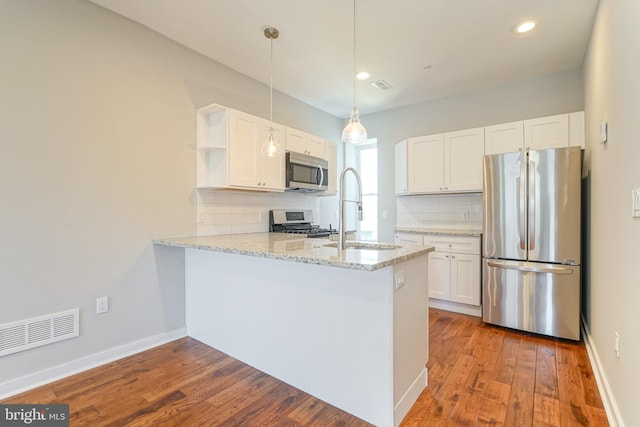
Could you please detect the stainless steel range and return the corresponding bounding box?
[269,209,336,238]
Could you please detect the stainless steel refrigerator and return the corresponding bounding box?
[482,146,581,340]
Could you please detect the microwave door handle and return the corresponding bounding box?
[317,164,324,189]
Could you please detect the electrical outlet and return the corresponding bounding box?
[614,332,620,358]
[96,296,109,314]
[196,211,205,223]
[395,271,406,290]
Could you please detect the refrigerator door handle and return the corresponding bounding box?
[518,156,527,251]
[487,260,574,275]
[528,160,536,251]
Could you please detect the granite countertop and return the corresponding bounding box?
[154,233,433,272]
[395,227,482,237]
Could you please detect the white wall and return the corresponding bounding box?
[360,69,584,242]
[582,0,640,425]
[0,0,341,391]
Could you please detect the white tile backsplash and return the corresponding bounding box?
[396,193,483,231]
[196,190,319,236]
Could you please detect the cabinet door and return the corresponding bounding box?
[324,141,337,195]
[524,114,569,151]
[428,251,450,300]
[307,135,326,158]
[395,140,408,195]
[444,127,484,192]
[450,253,480,305]
[484,121,524,155]
[259,120,286,190]
[229,110,261,188]
[408,135,444,193]
[285,128,308,154]
[569,111,585,149]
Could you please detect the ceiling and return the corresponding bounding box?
[87,0,599,119]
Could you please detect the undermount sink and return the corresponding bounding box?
[323,242,402,251]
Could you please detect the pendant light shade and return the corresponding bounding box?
[342,0,367,144]
[341,107,368,144]
[261,27,283,157]
[261,128,280,157]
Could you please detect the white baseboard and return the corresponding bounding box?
[0,327,187,400]
[581,316,624,427]
[429,299,482,317]
[393,368,427,427]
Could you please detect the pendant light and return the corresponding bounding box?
[261,27,283,157]
[341,0,368,144]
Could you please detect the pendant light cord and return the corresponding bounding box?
[270,33,274,128]
[352,0,357,111]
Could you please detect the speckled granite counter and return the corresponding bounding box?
[395,227,482,237]
[154,232,433,271]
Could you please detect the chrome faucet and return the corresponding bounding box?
[339,167,363,250]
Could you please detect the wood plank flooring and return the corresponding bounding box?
[2,309,608,426]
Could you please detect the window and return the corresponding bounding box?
[356,142,377,241]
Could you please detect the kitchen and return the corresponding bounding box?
[0,0,637,426]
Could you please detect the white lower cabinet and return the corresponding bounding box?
[395,233,482,316]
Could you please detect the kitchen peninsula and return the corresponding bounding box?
[154,233,432,427]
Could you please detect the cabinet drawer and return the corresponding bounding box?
[422,236,480,254]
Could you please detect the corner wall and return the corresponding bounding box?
[360,69,584,242]
[0,0,341,393]
[582,0,640,425]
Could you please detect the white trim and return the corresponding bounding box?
[581,316,624,427]
[0,327,187,399]
[393,368,427,427]
[429,299,482,317]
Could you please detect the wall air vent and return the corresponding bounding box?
[371,79,393,90]
[0,308,79,357]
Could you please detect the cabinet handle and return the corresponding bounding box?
[519,147,523,151]
[451,255,456,259]
[445,254,449,258]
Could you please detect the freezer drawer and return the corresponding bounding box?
[482,259,580,340]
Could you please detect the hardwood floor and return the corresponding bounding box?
[2,309,608,426]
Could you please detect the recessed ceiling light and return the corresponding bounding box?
[356,71,370,80]
[513,20,537,34]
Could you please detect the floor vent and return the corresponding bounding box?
[0,309,79,357]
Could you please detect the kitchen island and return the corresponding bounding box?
[154,233,433,427]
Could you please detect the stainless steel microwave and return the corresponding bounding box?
[285,152,328,192]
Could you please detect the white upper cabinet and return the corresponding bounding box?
[285,128,325,158]
[524,113,569,151]
[444,127,484,192]
[408,134,445,193]
[569,111,585,149]
[484,121,524,155]
[323,140,337,195]
[394,140,408,195]
[397,128,484,195]
[196,104,284,192]
[484,112,585,156]
[257,121,286,190]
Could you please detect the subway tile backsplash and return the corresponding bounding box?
[396,193,483,231]
[196,190,319,236]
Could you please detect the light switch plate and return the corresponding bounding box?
[632,188,640,218]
